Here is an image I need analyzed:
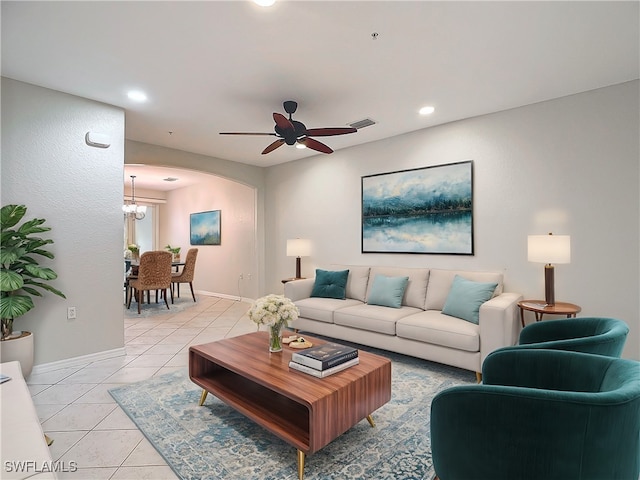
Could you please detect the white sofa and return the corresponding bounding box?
[285,265,522,375]
[0,361,57,479]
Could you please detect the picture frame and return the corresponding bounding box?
[361,161,473,255]
[190,210,221,246]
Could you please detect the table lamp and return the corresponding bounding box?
[286,238,311,279]
[527,233,571,306]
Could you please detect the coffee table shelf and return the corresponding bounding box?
[190,361,311,450]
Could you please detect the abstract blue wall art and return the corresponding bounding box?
[190,210,221,246]
[362,161,473,254]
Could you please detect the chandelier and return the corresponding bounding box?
[123,175,147,220]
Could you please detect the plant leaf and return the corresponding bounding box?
[0,294,34,319]
[0,205,27,230]
[0,270,24,292]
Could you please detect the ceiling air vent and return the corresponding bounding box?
[348,118,376,130]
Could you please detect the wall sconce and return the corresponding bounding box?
[528,233,571,306]
[286,238,311,279]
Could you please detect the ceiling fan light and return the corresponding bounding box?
[296,143,307,149]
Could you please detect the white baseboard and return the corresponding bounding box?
[31,347,127,375]
[195,290,253,304]
[32,293,252,375]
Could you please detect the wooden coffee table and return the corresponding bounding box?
[189,331,391,480]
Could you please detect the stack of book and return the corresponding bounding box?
[289,342,359,378]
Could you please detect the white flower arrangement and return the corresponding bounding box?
[248,294,299,329]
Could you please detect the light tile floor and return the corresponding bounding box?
[28,295,256,479]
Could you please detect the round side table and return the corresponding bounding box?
[518,300,582,327]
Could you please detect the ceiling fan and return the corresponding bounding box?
[219,101,357,155]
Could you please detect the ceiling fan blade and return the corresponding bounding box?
[262,139,285,154]
[219,132,276,136]
[301,137,333,154]
[273,112,294,131]
[305,127,357,137]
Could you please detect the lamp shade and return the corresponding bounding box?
[286,238,311,257]
[528,234,571,264]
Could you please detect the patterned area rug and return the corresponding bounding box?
[109,345,475,480]
[123,294,198,318]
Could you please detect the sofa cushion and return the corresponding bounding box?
[397,310,480,352]
[311,269,349,299]
[331,264,371,302]
[335,304,422,335]
[294,297,363,324]
[442,275,498,324]
[367,274,409,308]
[425,269,503,310]
[366,267,430,308]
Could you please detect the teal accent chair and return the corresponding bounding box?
[518,317,629,357]
[431,349,640,480]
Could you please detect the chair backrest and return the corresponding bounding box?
[136,251,172,289]
[177,248,198,282]
[518,317,629,357]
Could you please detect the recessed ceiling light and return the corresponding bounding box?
[419,106,435,115]
[254,0,275,6]
[127,90,147,102]
[163,177,179,182]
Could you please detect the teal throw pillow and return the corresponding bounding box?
[442,275,498,324]
[367,275,409,308]
[310,269,349,299]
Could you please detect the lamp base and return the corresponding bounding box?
[544,264,555,306]
[295,257,302,279]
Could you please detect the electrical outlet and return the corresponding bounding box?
[67,307,77,320]
[247,273,252,280]
[239,273,244,280]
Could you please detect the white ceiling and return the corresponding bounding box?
[2,1,638,190]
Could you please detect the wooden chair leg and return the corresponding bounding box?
[169,285,174,304]
[163,288,170,310]
[126,287,132,309]
[189,282,196,302]
[137,289,142,314]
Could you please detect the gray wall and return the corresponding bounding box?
[265,81,640,360]
[1,77,126,365]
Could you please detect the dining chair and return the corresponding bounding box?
[127,251,173,314]
[171,248,198,302]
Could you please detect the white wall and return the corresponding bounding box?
[1,78,125,365]
[159,177,258,300]
[265,81,640,360]
[3,78,638,366]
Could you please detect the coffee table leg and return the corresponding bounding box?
[198,389,208,406]
[366,414,375,427]
[297,450,305,480]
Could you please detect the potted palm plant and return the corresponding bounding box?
[0,204,66,376]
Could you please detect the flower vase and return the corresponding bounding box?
[269,324,283,352]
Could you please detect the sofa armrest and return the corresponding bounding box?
[283,278,315,302]
[478,292,522,365]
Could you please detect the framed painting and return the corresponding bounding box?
[361,160,473,254]
[190,210,221,246]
